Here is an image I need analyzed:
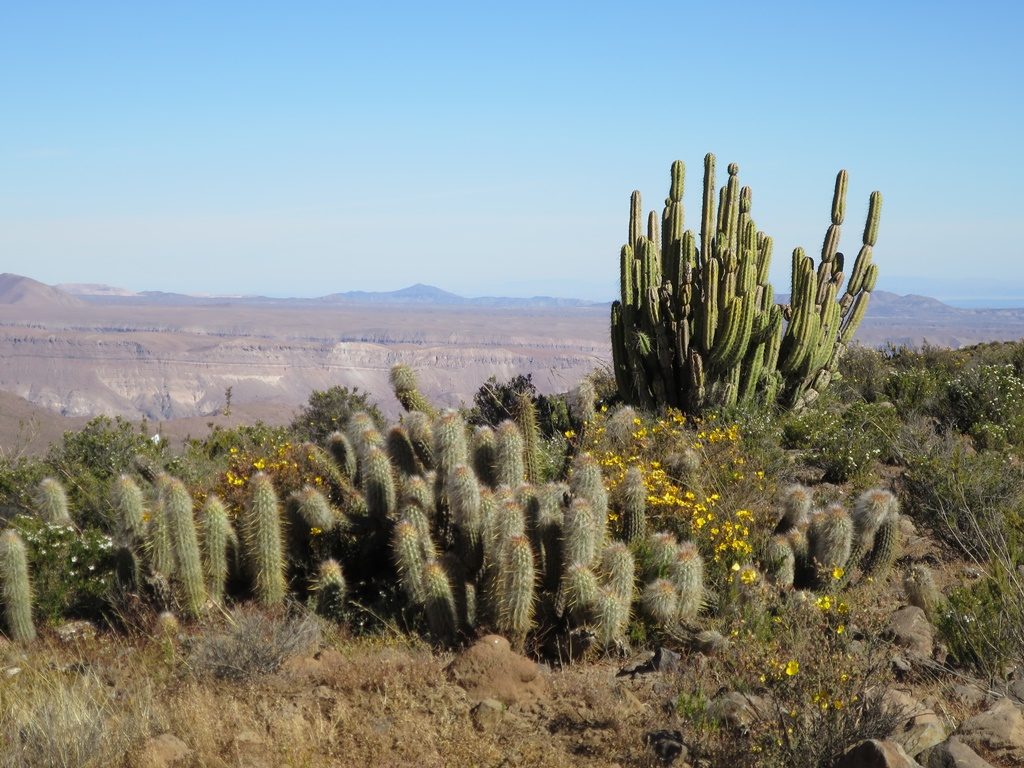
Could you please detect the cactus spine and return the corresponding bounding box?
[498,535,535,642]
[363,446,396,519]
[494,420,525,489]
[422,560,458,643]
[612,155,881,413]
[514,392,543,485]
[327,431,357,480]
[244,473,286,607]
[148,482,175,578]
[313,558,347,620]
[619,467,647,544]
[164,478,206,617]
[36,477,71,526]
[200,495,231,604]
[110,474,146,542]
[471,426,497,488]
[808,504,853,584]
[599,542,636,602]
[671,542,704,620]
[0,529,35,643]
[642,578,678,625]
[389,364,436,417]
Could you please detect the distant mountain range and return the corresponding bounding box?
[50,278,603,309]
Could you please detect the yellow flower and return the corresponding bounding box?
[832,566,845,581]
[815,595,832,611]
[564,429,576,439]
[739,567,758,585]
[785,660,800,676]
[310,527,322,536]
[731,562,741,572]
[836,624,845,635]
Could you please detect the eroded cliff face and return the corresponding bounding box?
[0,304,610,420]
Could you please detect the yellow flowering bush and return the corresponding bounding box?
[586,406,775,582]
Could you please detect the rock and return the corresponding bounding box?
[1006,668,1024,705]
[471,699,504,732]
[886,606,935,658]
[54,620,97,643]
[617,646,681,677]
[448,634,547,706]
[835,739,923,768]
[707,691,768,731]
[958,698,1024,765]
[884,688,949,757]
[921,737,996,768]
[644,729,687,765]
[950,684,990,709]
[137,734,192,768]
[230,729,272,768]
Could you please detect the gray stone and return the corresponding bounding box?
[835,739,923,768]
[54,620,96,643]
[471,699,504,732]
[708,691,768,731]
[921,737,996,768]
[958,698,1024,765]
[886,606,935,658]
[884,688,949,757]
[644,730,687,765]
[137,734,192,768]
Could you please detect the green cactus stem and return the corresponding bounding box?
[327,431,358,480]
[671,542,704,620]
[494,420,526,489]
[599,542,636,602]
[471,425,497,488]
[498,535,535,643]
[641,579,679,626]
[200,495,231,604]
[422,560,458,643]
[808,504,853,584]
[244,473,286,607]
[313,558,347,621]
[514,392,543,485]
[389,364,437,417]
[619,467,647,544]
[110,474,146,543]
[35,477,71,526]
[164,478,206,617]
[363,446,396,520]
[0,529,35,643]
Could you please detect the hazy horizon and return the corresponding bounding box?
[2,3,1022,303]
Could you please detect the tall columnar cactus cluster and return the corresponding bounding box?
[611,154,881,412]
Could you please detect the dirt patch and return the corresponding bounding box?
[448,634,549,706]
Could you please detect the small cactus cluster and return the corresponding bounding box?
[611,154,882,413]
[765,484,902,590]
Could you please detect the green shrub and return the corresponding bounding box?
[290,386,385,445]
[42,416,161,529]
[468,374,571,439]
[903,440,1024,557]
[937,560,1024,680]
[945,364,1024,448]
[836,343,891,404]
[883,367,944,415]
[10,515,116,624]
[783,401,897,483]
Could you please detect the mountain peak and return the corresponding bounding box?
[0,273,85,308]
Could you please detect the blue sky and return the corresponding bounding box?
[1,2,1021,301]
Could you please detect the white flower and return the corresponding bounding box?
[71,556,78,563]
